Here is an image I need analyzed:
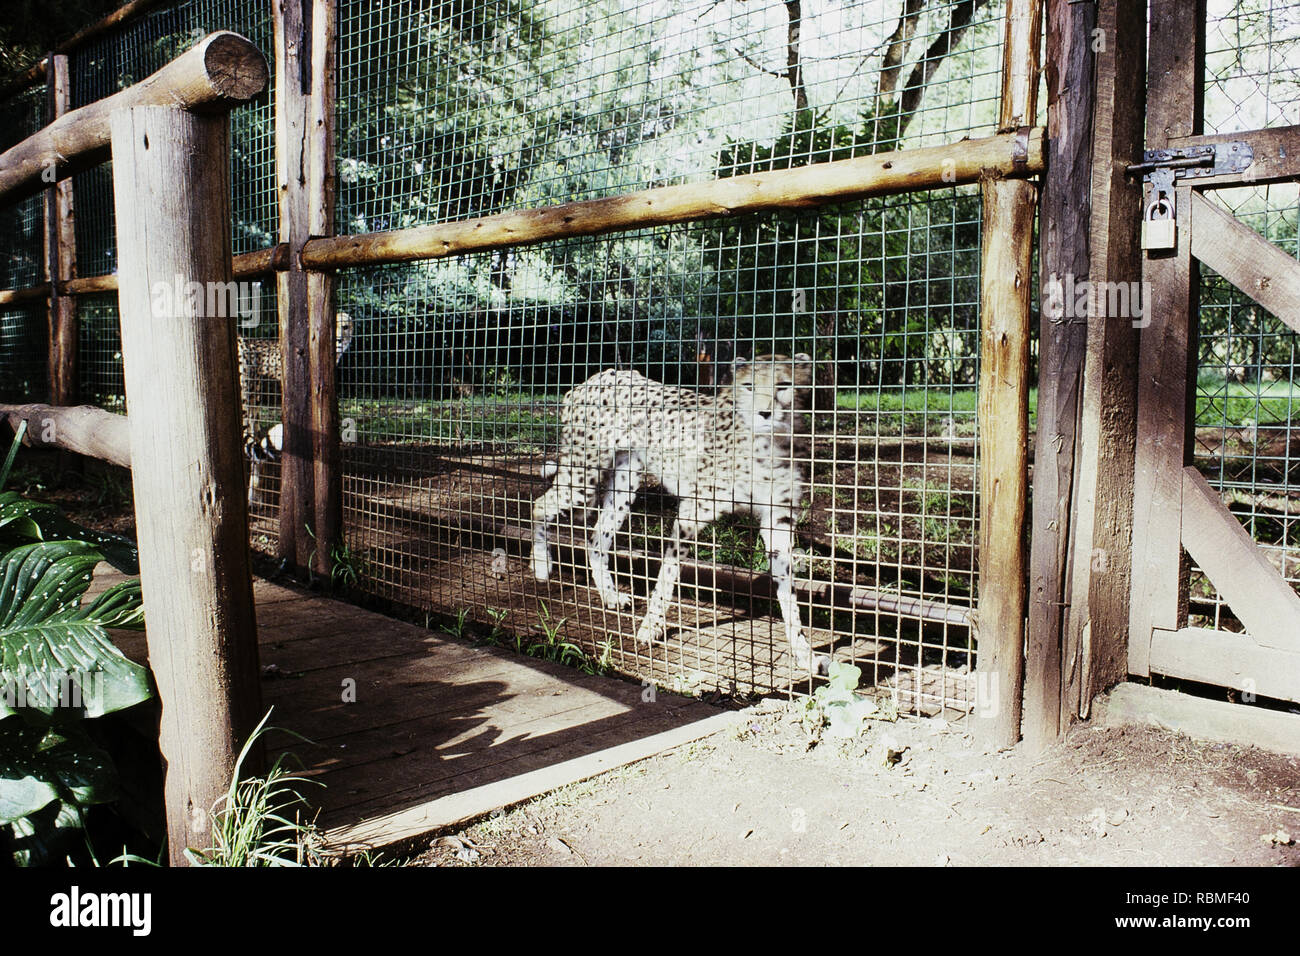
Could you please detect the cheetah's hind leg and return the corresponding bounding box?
[588,451,642,609]
[760,518,831,676]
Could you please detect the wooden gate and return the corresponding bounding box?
[1129,0,1300,704]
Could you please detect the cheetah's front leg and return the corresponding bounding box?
[588,452,641,609]
[760,518,829,676]
[635,515,696,645]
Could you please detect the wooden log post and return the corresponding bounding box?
[308,0,340,579]
[44,54,78,409]
[1023,0,1097,749]
[976,0,1042,749]
[274,0,314,570]
[110,104,263,866]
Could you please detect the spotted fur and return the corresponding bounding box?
[531,353,826,673]
[240,312,353,505]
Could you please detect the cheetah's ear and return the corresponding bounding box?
[794,352,813,365]
[732,356,750,370]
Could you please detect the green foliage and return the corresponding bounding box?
[184,712,324,867]
[803,662,878,739]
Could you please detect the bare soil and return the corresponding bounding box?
[415,702,1300,867]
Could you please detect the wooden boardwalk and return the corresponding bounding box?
[99,569,732,855]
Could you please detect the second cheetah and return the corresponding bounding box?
[530,354,827,673]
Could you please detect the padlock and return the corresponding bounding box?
[1141,190,1176,251]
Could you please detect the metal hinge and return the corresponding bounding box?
[1125,141,1254,181]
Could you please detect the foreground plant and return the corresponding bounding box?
[184,711,324,867]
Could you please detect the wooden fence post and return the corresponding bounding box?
[1024,0,1097,749]
[976,0,1042,749]
[308,0,340,579]
[44,54,77,408]
[1066,0,1147,720]
[110,104,263,865]
[275,0,339,574]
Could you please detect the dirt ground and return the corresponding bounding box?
[415,700,1300,867]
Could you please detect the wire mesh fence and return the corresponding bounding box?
[330,0,1000,710]
[1189,1,1300,636]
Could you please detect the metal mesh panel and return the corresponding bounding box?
[333,0,998,711]
[1192,183,1300,631]
[0,84,49,402]
[69,0,276,278]
[1204,0,1300,134]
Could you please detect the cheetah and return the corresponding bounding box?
[530,353,828,674]
[241,311,354,505]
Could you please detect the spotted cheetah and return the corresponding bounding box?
[241,311,353,505]
[530,353,827,673]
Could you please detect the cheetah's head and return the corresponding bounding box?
[728,353,814,435]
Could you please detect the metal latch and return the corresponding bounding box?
[1126,141,1254,181]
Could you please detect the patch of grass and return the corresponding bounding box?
[1194,374,1299,427]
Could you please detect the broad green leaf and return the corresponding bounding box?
[0,541,151,719]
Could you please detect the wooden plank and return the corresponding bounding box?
[274,0,314,568]
[321,710,741,854]
[299,131,1045,271]
[1070,0,1145,718]
[1190,192,1300,332]
[111,105,263,865]
[1180,466,1300,651]
[1025,0,1095,750]
[1149,627,1300,705]
[1169,125,1300,188]
[44,55,77,408]
[0,32,268,207]
[1094,681,1300,755]
[1128,0,1205,675]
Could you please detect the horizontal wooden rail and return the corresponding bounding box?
[302,128,1045,270]
[0,31,267,207]
[0,245,287,301]
[0,402,130,468]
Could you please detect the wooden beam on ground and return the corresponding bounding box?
[300,130,1045,271]
[0,32,268,207]
[1095,681,1300,753]
[308,0,341,579]
[322,710,742,855]
[275,0,315,569]
[975,0,1041,750]
[1129,0,1205,676]
[111,105,263,867]
[1179,466,1300,651]
[1024,0,1096,750]
[0,402,129,468]
[1148,627,1300,705]
[1189,192,1300,331]
[1070,0,1146,716]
